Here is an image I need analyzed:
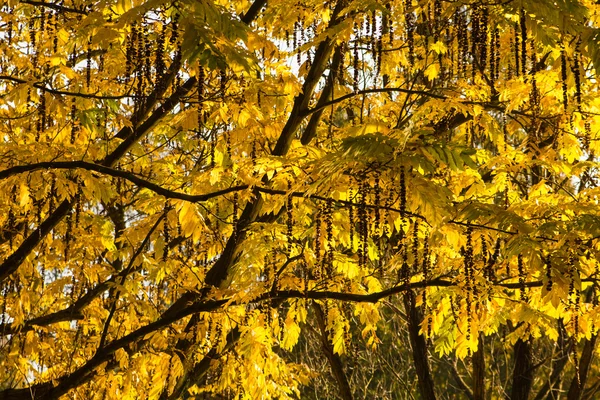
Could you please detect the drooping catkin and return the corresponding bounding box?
[560,42,569,112]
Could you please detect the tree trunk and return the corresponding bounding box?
[511,338,533,400]
[404,291,437,400]
[473,334,485,400]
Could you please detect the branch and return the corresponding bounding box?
[19,0,88,14]
[0,76,128,100]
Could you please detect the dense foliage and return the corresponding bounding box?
[1,0,600,398]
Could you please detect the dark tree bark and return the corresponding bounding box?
[404,291,437,400]
[567,334,598,400]
[313,303,354,400]
[511,338,533,400]
[473,334,485,400]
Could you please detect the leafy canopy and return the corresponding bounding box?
[1,0,600,399]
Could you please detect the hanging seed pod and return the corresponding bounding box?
[386,3,393,45]
[210,131,216,168]
[232,192,239,241]
[338,42,346,84]
[325,198,334,277]
[65,211,72,260]
[518,254,527,302]
[86,38,92,88]
[38,92,46,141]
[399,166,406,215]
[163,210,170,262]
[560,42,569,112]
[75,182,83,225]
[348,188,355,248]
[520,9,527,77]
[464,226,474,341]
[197,65,205,136]
[470,6,480,81]
[433,0,441,41]
[7,18,12,45]
[370,11,377,58]
[70,98,78,144]
[353,22,360,93]
[170,7,180,45]
[251,139,257,171]
[573,37,582,111]
[297,17,303,65]
[315,207,322,278]
[359,180,368,269]
[479,7,488,74]
[373,172,381,236]
[125,23,137,82]
[220,69,227,100]
[513,23,520,78]
[155,23,167,85]
[486,237,500,282]
[287,181,293,256]
[584,119,591,153]
[405,0,415,67]
[293,19,298,53]
[494,28,500,81]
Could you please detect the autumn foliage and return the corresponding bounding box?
[2,0,600,399]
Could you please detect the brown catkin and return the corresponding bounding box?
[518,254,527,302]
[353,22,360,93]
[573,37,582,111]
[545,255,553,292]
[287,182,293,256]
[405,0,415,67]
[560,42,569,112]
[520,9,527,77]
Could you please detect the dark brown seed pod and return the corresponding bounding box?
[86,38,92,88]
[560,42,569,112]
[65,211,72,260]
[353,22,360,93]
[405,0,415,67]
[315,207,322,278]
[287,181,293,256]
[520,9,527,77]
[232,192,239,241]
[163,209,170,262]
[486,237,500,282]
[325,198,334,277]
[513,23,520,78]
[155,23,167,85]
[479,7,488,74]
[399,166,406,215]
[197,65,205,136]
[220,69,227,99]
[348,188,355,247]
[170,8,179,45]
[573,37,582,111]
[70,98,78,144]
[518,254,527,302]
[386,3,393,45]
[373,172,381,236]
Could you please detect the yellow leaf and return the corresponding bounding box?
[424,63,440,81]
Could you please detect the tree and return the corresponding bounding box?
[1,0,600,398]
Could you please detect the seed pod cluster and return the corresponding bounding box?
[70,98,78,144]
[325,199,334,278]
[287,182,293,256]
[560,42,568,112]
[530,40,540,112]
[163,209,170,262]
[197,65,205,136]
[517,254,528,301]
[155,23,167,88]
[358,180,368,269]
[125,23,138,82]
[373,173,381,236]
[513,23,520,77]
[520,9,527,77]
[456,11,468,77]
[573,37,582,111]
[232,192,239,241]
[65,211,73,260]
[485,238,500,282]
[353,22,360,93]
[315,208,322,279]
[464,226,474,341]
[405,0,416,67]
[348,188,355,247]
[86,38,92,88]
